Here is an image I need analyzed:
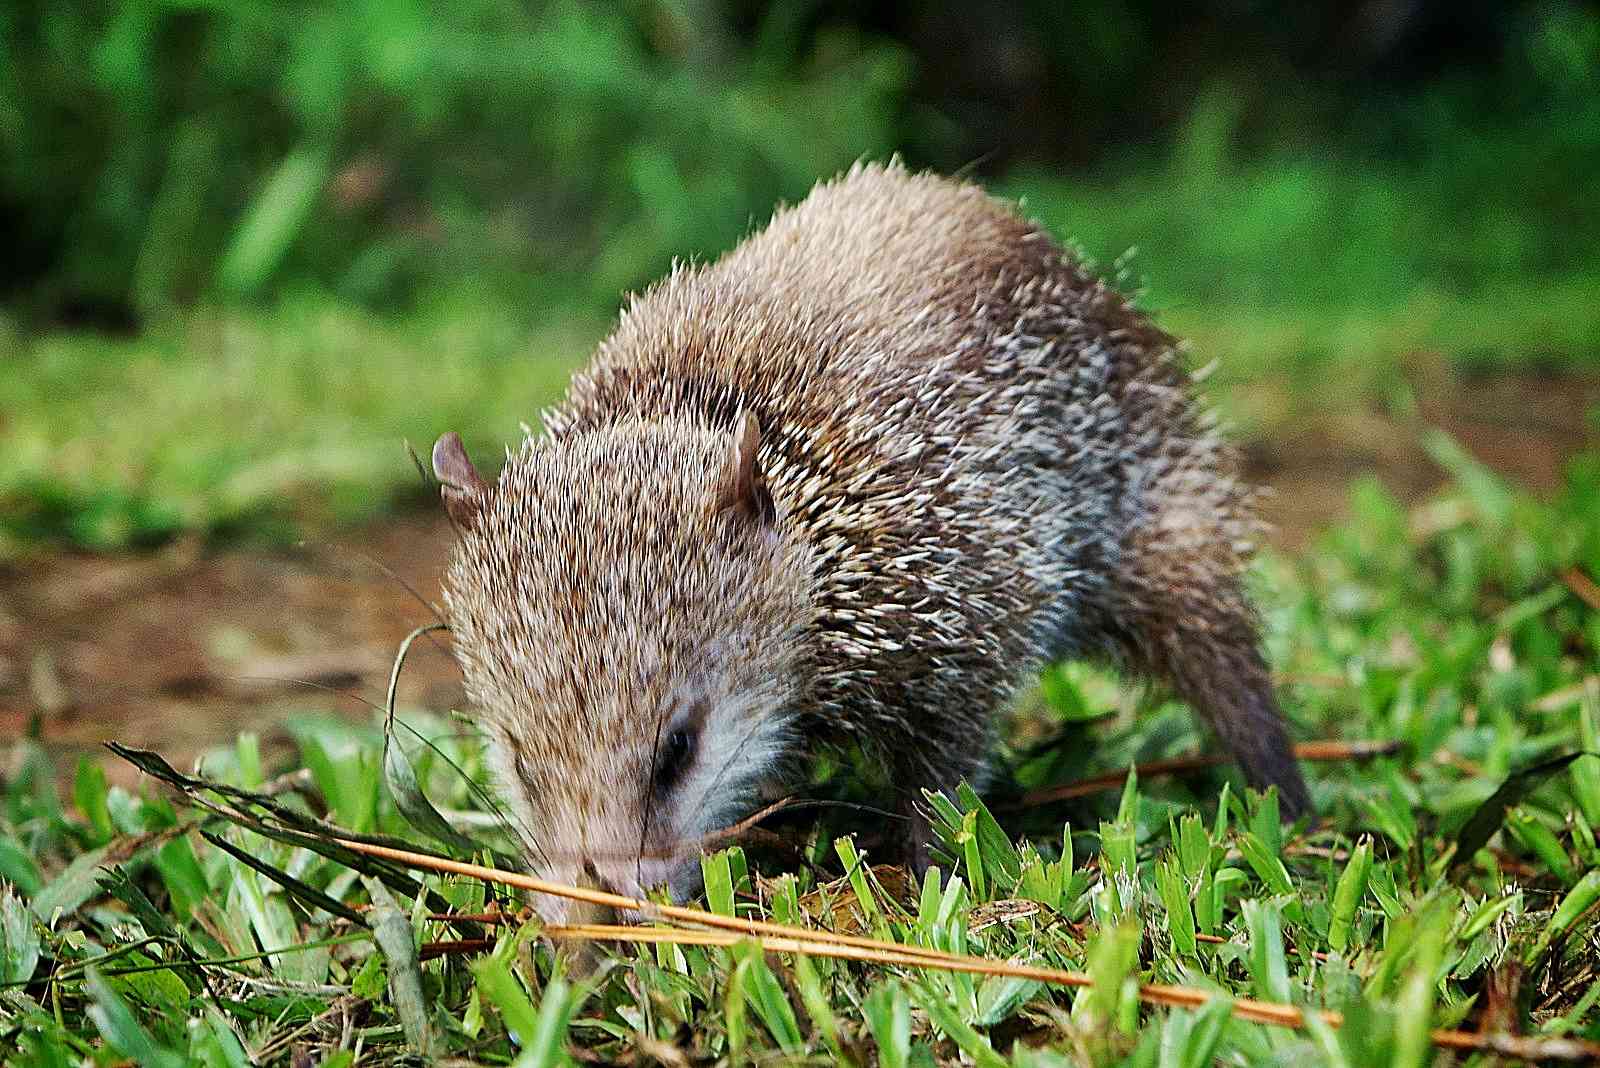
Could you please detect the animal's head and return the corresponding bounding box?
[432,415,812,920]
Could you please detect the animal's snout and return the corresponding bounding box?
[580,858,620,898]
[575,857,655,925]
[553,858,617,927]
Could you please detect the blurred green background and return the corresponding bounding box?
[2,0,1598,553]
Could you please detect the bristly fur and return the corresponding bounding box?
[440,160,1310,915]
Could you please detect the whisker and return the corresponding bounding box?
[217,675,386,714]
[292,537,451,642]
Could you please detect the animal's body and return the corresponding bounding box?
[433,162,1310,919]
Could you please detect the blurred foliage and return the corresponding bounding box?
[1,0,913,319]
[3,0,1598,327]
[2,1,1599,554]
[0,298,584,553]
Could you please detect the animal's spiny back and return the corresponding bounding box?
[541,161,1237,773]
[439,162,1310,899]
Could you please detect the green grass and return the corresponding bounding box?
[7,130,1600,557]
[5,50,1599,555]
[4,439,1598,1064]
[0,295,594,554]
[1002,88,1600,387]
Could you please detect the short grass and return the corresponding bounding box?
[0,295,593,555]
[4,437,1598,1064]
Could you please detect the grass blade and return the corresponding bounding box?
[1393,904,1453,1068]
[731,938,804,1053]
[364,875,435,1057]
[1241,899,1290,1005]
[381,623,485,856]
[1327,837,1372,954]
[1521,868,1600,969]
[1450,751,1583,867]
[863,980,912,1068]
[1,884,40,985]
[215,146,329,297]
[524,975,581,1068]
[84,966,186,1068]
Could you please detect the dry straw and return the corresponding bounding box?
[335,837,1600,1061]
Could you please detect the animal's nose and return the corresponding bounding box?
[549,861,620,935]
[581,858,619,897]
[578,859,648,924]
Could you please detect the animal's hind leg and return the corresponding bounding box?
[1127,578,1312,818]
[888,721,996,878]
[1105,474,1313,819]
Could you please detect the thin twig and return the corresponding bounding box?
[334,838,966,965]
[547,922,1337,1027]
[1561,567,1600,612]
[696,796,796,849]
[332,837,1600,1059]
[418,938,494,962]
[1534,675,1600,713]
[546,924,1600,1060]
[1013,739,1401,808]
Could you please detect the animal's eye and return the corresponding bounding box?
[654,726,697,794]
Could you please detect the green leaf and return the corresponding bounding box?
[84,966,187,1068]
[910,977,1007,1068]
[381,623,484,856]
[961,809,987,902]
[1422,429,1513,527]
[1451,751,1584,867]
[473,955,541,1051]
[1194,854,1218,935]
[364,875,435,1057]
[188,1005,252,1068]
[1392,903,1452,1068]
[1458,891,1520,943]
[834,836,882,926]
[1176,812,1210,880]
[1241,898,1290,1005]
[1248,788,1282,856]
[1085,916,1141,1034]
[201,829,362,924]
[1572,696,1600,827]
[31,840,119,921]
[863,980,912,1068]
[524,975,581,1068]
[1327,837,1372,954]
[954,783,1022,887]
[792,952,848,1064]
[1504,807,1576,885]
[1099,819,1137,880]
[730,939,803,1053]
[975,972,1042,1028]
[702,849,736,917]
[1522,868,1600,969]
[0,836,43,897]
[1236,832,1294,896]
[1116,764,1141,825]
[1362,785,1417,851]
[154,836,209,921]
[726,942,752,1060]
[216,146,331,297]
[1159,997,1233,1068]
[1155,856,1197,957]
[1,883,41,985]
[74,758,113,844]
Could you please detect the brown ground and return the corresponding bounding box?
[2,371,1595,787]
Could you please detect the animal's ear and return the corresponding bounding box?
[432,432,490,531]
[714,411,776,525]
